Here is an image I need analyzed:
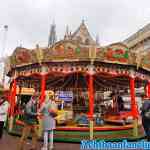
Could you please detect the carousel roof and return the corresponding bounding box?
[7,40,150,70]
[5,22,150,74]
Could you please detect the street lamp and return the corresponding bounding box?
[0,25,8,85]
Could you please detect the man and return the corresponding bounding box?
[18,92,39,150]
[117,95,124,112]
[141,97,150,141]
[0,96,9,139]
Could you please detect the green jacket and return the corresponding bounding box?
[24,100,38,125]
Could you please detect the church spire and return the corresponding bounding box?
[96,34,100,45]
[48,21,57,47]
[81,19,85,25]
[64,25,70,40]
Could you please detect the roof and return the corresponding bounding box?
[7,40,150,72]
[71,20,96,45]
[6,21,150,75]
[123,23,150,47]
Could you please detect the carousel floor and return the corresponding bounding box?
[9,122,145,142]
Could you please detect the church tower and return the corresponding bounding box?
[48,22,57,47]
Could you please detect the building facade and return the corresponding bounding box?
[124,23,150,54]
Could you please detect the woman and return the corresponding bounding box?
[39,91,57,150]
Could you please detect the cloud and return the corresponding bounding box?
[0,0,150,55]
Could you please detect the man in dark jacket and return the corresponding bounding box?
[141,98,150,141]
[18,92,39,150]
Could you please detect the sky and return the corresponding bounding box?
[0,0,150,57]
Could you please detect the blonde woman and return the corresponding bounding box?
[39,91,57,150]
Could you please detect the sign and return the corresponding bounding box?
[16,86,35,95]
[55,91,73,102]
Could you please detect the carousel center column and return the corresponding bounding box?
[38,66,47,136]
[87,65,95,140]
[129,71,139,137]
[40,66,47,106]
[9,71,17,132]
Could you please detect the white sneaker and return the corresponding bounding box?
[41,146,48,150]
[49,146,54,150]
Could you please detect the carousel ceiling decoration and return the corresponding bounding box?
[12,62,150,81]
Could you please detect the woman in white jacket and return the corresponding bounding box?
[0,96,9,139]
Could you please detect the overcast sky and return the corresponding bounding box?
[0,0,150,56]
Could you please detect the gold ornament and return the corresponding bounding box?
[36,44,43,64]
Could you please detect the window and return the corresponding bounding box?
[77,36,82,43]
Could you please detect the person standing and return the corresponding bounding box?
[39,91,57,150]
[117,95,124,112]
[18,92,39,150]
[111,92,118,113]
[141,98,150,141]
[0,96,9,139]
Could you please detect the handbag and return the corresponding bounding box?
[48,101,58,117]
[49,111,58,118]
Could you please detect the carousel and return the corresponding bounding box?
[5,22,150,142]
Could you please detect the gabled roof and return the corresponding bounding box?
[71,20,96,45]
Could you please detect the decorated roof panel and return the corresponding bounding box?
[7,40,150,73]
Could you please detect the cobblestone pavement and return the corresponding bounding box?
[0,132,80,150]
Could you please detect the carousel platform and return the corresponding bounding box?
[8,122,145,142]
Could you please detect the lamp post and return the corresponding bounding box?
[1,25,8,85]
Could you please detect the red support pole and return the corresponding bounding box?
[145,84,149,98]
[130,77,138,118]
[8,79,17,131]
[10,79,17,117]
[40,75,46,105]
[88,75,94,119]
[148,81,150,98]
[8,82,13,116]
